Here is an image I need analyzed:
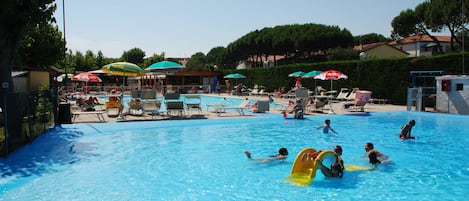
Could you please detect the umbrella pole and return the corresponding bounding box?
[117,78,125,120]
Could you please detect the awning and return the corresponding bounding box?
[12,71,28,77]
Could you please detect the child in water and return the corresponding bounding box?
[316,119,337,134]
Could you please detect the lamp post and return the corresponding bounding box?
[62,0,68,85]
[462,0,465,74]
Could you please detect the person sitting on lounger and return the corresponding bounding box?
[87,96,100,104]
[243,148,288,163]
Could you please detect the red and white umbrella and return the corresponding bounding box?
[71,72,102,83]
[314,70,348,91]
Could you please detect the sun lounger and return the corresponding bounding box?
[184,94,202,114]
[212,99,250,116]
[142,100,161,119]
[343,90,372,112]
[71,106,106,122]
[166,101,185,117]
[334,88,350,101]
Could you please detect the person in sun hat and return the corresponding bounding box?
[243,148,288,163]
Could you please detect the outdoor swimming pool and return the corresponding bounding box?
[103,94,254,111]
[1,111,468,200]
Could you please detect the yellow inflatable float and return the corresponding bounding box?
[285,148,338,186]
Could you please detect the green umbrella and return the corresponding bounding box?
[224,73,246,79]
[302,70,322,78]
[302,70,323,96]
[102,62,145,77]
[145,61,183,72]
[288,71,305,77]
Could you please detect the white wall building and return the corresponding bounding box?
[435,75,469,115]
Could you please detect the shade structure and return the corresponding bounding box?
[101,62,145,119]
[55,73,74,82]
[102,62,145,77]
[223,73,246,79]
[146,61,183,70]
[314,70,348,91]
[145,61,184,75]
[71,72,102,83]
[288,71,305,77]
[314,70,348,80]
[302,70,322,95]
[302,70,322,78]
[88,69,106,74]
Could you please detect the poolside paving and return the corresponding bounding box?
[69,93,409,123]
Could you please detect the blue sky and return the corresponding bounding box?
[54,0,430,58]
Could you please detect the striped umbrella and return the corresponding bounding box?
[314,70,348,91]
[101,62,144,119]
[102,62,145,77]
[71,72,102,83]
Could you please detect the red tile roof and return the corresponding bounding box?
[388,34,452,45]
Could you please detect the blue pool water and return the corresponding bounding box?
[1,111,468,200]
[101,95,254,111]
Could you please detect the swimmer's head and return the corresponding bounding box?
[279,148,288,155]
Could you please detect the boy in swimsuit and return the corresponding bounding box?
[244,148,288,163]
[364,142,388,168]
[316,119,337,134]
[400,120,416,139]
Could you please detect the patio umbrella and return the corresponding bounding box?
[223,73,246,79]
[145,61,184,74]
[55,73,74,82]
[302,70,322,95]
[288,71,305,89]
[102,62,145,77]
[288,71,305,77]
[71,72,102,83]
[224,73,246,94]
[314,70,348,91]
[102,62,145,119]
[302,70,322,78]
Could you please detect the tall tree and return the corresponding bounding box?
[121,47,145,66]
[391,0,468,51]
[17,24,65,70]
[186,52,208,70]
[0,0,56,94]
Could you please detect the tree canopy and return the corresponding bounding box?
[391,0,469,51]
[224,23,354,68]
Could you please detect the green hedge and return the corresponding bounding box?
[224,52,467,104]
